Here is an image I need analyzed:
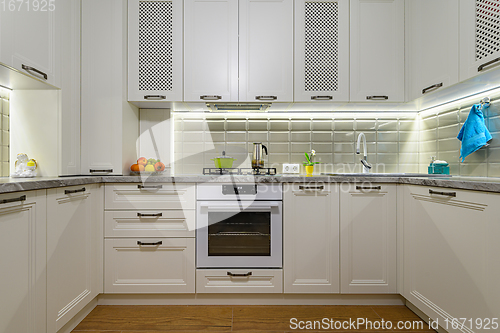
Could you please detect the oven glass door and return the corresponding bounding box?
[196,201,282,268]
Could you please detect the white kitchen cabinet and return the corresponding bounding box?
[460,0,500,81]
[81,0,139,175]
[350,0,405,102]
[46,185,102,333]
[283,184,340,294]
[128,0,183,102]
[0,190,47,333]
[403,185,500,332]
[239,0,293,102]
[0,2,58,86]
[406,0,459,102]
[105,238,195,293]
[59,0,81,175]
[340,184,397,294]
[196,269,283,293]
[294,0,349,102]
[184,0,238,102]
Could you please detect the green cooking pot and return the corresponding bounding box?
[211,151,236,169]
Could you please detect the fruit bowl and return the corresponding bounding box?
[130,170,167,176]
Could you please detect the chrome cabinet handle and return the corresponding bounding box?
[255,96,277,101]
[227,272,252,277]
[366,96,389,100]
[90,169,113,173]
[144,95,166,100]
[137,213,163,217]
[22,64,48,80]
[0,195,26,205]
[65,187,86,195]
[429,189,456,197]
[356,186,381,190]
[137,240,162,246]
[137,185,163,189]
[200,95,222,100]
[478,57,500,72]
[299,186,324,190]
[311,96,333,100]
[422,82,443,94]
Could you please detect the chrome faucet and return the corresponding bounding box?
[356,133,372,173]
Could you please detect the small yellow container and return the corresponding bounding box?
[305,165,314,176]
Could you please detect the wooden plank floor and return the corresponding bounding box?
[72,305,436,332]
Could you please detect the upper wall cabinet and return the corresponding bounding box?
[184,0,238,102]
[184,0,294,103]
[460,0,500,81]
[350,0,404,102]
[0,2,59,87]
[294,0,349,102]
[128,0,183,102]
[406,0,459,101]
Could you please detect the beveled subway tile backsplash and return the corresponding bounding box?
[173,114,419,175]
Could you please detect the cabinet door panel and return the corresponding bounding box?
[294,0,349,102]
[340,185,397,293]
[47,185,102,332]
[0,191,46,333]
[284,184,339,293]
[407,0,459,101]
[184,0,238,102]
[239,0,293,102]
[403,185,499,331]
[350,0,404,102]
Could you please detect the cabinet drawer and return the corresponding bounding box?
[104,238,195,294]
[0,190,38,209]
[196,269,283,294]
[105,183,195,210]
[407,185,487,207]
[105,210,195,238]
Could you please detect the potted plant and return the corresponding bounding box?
[303,150,319,176]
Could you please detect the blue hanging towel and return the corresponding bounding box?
[457,103,492,162]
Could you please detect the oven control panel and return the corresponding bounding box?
[222,184,257,195]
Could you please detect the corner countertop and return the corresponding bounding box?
[0,174,500,195]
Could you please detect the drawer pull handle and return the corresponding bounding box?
[22,64,48,80]
[366,95,388,100]
[0,195,26,205]
[478,57,500,72]
[422,82,443,94]
[356,186,381,190]
[200,95,222,100]
[90,169,113,173]
[255,95,277,101]
[429,189,456,197]
[298,186,324,190]
[137,185,163,189]
[137,241,162,246]
[227,272,252,277]
[311,95,333,100]
[144,95,166,100]
[137,213,163,217]
[65,187,86,195]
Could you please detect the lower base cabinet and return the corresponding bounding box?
[196,269,283,293]
[0,190,47,333]
[403,185,500,333]
[283,184,340,293]
[104,238,195,293]
[47,185,103,333]
[340,184,397,293]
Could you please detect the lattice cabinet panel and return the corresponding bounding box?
[475,0,500,61]
[128,0,183,102]
[294,0,349,102]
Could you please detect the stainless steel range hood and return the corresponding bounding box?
[206,102,271,112]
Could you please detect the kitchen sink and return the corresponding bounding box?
[320,173,451,177]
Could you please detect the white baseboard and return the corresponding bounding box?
[56,296,98,333]
[406,300,449,333]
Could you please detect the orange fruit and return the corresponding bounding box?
[130,164,140,172]
[139,164,145,172]
[154,161,165,171]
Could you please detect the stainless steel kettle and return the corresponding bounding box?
[252,143,268,169]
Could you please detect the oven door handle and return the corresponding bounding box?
[199,202,279,211]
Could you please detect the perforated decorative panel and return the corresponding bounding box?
[476,0,500,61]
[138,1,173,91]
[304,1,339,92]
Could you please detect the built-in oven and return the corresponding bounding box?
[196,184,282,268]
